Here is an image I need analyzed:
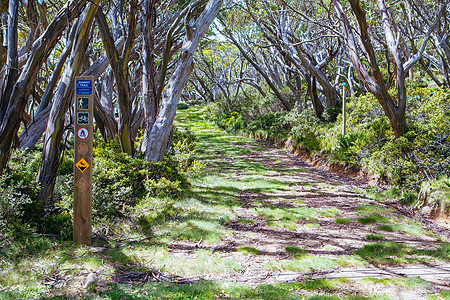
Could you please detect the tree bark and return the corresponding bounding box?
[94,70,118,141]
[145,0,223,161]
[0,0,19,123]
[141,0,159,154]
[95,2,137,156]
[334,0,406,137]
[0,0,89,174]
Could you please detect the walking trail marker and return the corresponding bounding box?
[74,76,94,245]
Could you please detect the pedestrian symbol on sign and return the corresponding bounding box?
[78,97,89,110]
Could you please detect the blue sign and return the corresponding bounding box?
[76,80,92,95]
[340,82,347,87]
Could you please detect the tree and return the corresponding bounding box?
[333,0,443,137]
[143,0,223,161]
[0,0,90,174]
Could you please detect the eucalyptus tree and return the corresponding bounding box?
[96,0,138,156]
[142,0,223,161]
[404,0,450,87]
[218,0,344,118]
[192,40,267,106]
[333,0,447,137]
[0,0,90,174]
[253,0,342,118]
[39,0,101,203]
[218,2,293,111]
[93,0,223,160]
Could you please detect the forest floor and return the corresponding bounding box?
[1,106,450,299]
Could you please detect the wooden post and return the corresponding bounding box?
[73,76,94,245]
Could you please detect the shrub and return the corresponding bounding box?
[289,108,322,152]
[417,176,450,216]
[92,139,187,219]
[247,113,288,137]
[0,175,33,232]
[177,102,190,110]
[0,150,40,230]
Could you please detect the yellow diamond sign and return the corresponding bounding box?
[75,158,90,173]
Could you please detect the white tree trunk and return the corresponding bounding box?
[144,0,223,161]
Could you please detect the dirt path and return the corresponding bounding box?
[173,108,450,299]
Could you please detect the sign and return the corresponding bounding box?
[76,178,89,191]
[78,143,88,155]
[75,158,90,173]
[77,112,89,125]
[76,80,92,95]
[78,97,89,110]
[77,128,89,140]
[74,76,94,246]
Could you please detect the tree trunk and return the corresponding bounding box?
[141,0,158,154]
[95,3,137,156]
[334,0,406,137]
[0,0,18,123]
[0,0,89,174]
[307,75,323,118]
[145,0,223,161]
[94,70,117,141]
[225,32,292,110]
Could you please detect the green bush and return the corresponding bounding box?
[247,112,287,137]
[0,175,33,232]
[334,132,369,164]
[322,105,341,123]
[417,176,450,215]
[92,139,187,219]
[0,150,40,230]
[177,102,190,110]
[214,111,246,133]
[289,108,322,152]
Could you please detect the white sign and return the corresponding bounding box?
[77,128,89,140]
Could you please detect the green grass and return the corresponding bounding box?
[355,242,450,265]
[122,247,241,277]
[285,245,307,255]
[366,234,385,241]
[320,208,341,217]
[357,214,390,224]
[361,277,431,290]
[238,246,261,255]
[376,224,397,232]
[376,223,429,236]
[335,218,352,224]
[86,279,376,300]
[265,254,365,272]
[356,205,390,215]
[253,206,318,223]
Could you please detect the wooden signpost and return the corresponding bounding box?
[74,76,94,245]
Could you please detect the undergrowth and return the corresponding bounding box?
[210,84,450,212]
[0,127,203,261]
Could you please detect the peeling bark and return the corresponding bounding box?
[145,0,223,161]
